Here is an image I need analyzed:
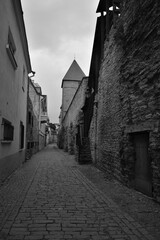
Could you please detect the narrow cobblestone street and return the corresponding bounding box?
[0,145,160,240]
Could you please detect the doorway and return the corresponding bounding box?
[133,132,152,197]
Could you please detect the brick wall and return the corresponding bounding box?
[96,28,123,181]
[89,94,98,164]
[120,0,160,201]
[90,0,160,201]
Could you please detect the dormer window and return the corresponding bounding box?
[6,28,17,70]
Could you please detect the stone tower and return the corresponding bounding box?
[61,60,86,120]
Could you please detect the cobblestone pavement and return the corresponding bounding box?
[78,165,160,240]
[0,145,159,240]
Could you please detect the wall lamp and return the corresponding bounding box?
[28,71,36,78]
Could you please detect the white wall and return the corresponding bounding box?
[62,80,80,119]
[0,1,29,163]
[63,77,88,127]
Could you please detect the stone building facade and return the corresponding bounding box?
[26,79,48,159]
[82,0,160,202]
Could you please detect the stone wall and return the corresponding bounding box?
[120,0,160,201]
[90,0,160,201]
[89,94,98,164]
[95,27,123,181]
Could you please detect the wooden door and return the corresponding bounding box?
[134,132,152,197]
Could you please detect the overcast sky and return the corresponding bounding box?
[21,0,99,123]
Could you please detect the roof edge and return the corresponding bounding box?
[61,79,82,88]
[12,0,32,73]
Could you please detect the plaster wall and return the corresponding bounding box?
[63,77,88,153]
[62,80,80,119]
[0,0,30,181]
[63,78,88,127]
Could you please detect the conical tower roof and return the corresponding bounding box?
[61,60,86,87]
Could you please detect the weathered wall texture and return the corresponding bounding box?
[96,28,123,180]
[90,0,160,201]
[89,94,98,164]
[120,0,160,201]
[62,77,88,154]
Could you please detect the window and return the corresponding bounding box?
[6,28,17,70]
[1,118,14,142]
[20,121,24,149]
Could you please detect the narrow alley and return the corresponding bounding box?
[0,145,160,240]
